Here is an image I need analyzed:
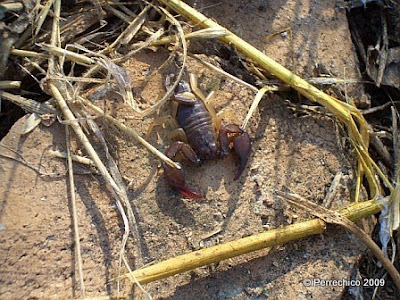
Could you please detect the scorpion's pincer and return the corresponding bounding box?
[218,124,252,181]
[233,132,251,180]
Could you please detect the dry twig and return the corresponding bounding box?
[65,126,85,296]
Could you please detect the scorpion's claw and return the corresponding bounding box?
[219,124,252,180]
[233,132,251,180]
[163,163,203,199]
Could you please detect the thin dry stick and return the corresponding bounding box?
[119,28,165,62]
[191,55,258,93]
[47,0,61,73]
[391,106,400,232]
[362,101,400,115]
[102,5,150,53]
[11,48,47,58]
[278,191,400,290]
[65,126,86,296]
[370,127,393,167]
[0,142,60,177]
[122,256,152,299]
[123,199,382,284]
[151,27,227,46]
[78,96,180,170]
[49,150,95,166]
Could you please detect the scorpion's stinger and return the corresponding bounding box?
[163,163,203,199]
[178,186,203,199]
[163,141,203,199]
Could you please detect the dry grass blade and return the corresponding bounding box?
[21,113,42,135]
[34,0,55,37]
[73,7,186,117]
[104,3,133,24]
[391,185,400,233]
[322,171,343,208]
[151,27,227,46]
[102,5,150,53]
[391,106,400,232]
[0,81,21,89]
[0,2,23,11]
[0,91,56,115]
[50,75,106,84]
[393,106,400,180]
[122,198,382,285]
[123,28,165,58]
[42,45,96,65]
[376,10,388,87]
[11,48,47,58]
[118,6,150,46]
[81,101,144,290]
[278,191,400,289]
[159,0,392,198]
[242,86,274,130]
[122,255,152,300]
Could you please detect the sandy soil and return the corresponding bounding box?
[0,0,376,299]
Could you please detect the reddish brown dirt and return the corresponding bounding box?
[0,0,376,299]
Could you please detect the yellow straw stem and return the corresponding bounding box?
[124,199,381,284]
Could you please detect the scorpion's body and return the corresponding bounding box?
[162,78,251,199]
[176,99,218,160]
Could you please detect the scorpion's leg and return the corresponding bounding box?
[189,74,221,134]
[147,97,186,141]
[168,128,188,143]
[204,91,221,133]
[163,141,203,199]
[218,124,251,180]
[146,115,178,139]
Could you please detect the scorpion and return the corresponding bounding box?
[161,74,251,199]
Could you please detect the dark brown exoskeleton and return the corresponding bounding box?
[162,76,251,199]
